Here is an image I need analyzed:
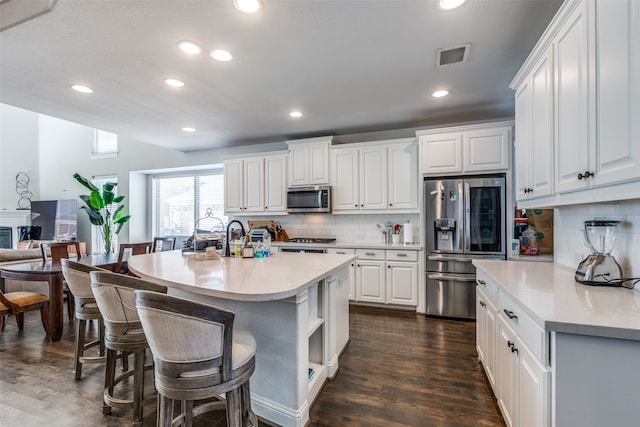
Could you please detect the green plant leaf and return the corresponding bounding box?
[114,215,131,225]
[113,195,125,203]
[103,191,115,205]
[80,206,104,225]
[89,191,105,209]
[115,222,124,234]
[103,182,117,193]
[73,173,99,192]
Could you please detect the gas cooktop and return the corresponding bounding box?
[285,237,336,244]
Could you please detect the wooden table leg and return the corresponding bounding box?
[48,273,64,342]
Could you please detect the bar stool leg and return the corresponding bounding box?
[73,319,86,380]
[226,388,242,427]
[103,349,117,415]
[158,394,174,427]
[132,349,145,426]
[183,400,193,427]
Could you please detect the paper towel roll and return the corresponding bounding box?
[403,222,413,244]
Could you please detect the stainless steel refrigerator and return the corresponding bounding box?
[424,175,506,319]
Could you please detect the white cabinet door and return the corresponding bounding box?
[224,159,244,213]
[419,132,462,175]
[359,146,387,210]
[463,127,510,172]
[514,80,532,201]
[264,155,287,214]
[518,337,551,427]
[331,148,359,211]
[327,248,356,300]
[477,286,497,389]
[386,261,417,306]
[592,0,640,187]
[497,315,518,427]
[388,141,418,210]
[288,145,309,187]
[554,0,594,194]
[243,157,264,213]
[529,49,554,198]
[356,260,385,303]
[309,142,330,185]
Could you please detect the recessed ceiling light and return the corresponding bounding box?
[289,111,303,118]
[182,127,196,132]
[210,49,233,62]
[71,84,93,94]
[432,90,450,98]
[177,40,202,55]
[233,0,261,13]
[439,0,467,10]
[164,78,185,88]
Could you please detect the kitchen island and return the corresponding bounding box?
[129,250,354,427]
[473,259,640,427]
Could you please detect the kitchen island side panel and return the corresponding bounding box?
[552,332,640,427]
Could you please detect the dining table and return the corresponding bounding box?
[0,253,121,342]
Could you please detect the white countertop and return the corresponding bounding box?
[473,260,640,341]
[128,249,356,302]
[272,240,423,251]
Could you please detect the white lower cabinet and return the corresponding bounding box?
[327,248,356,300]
[355,249,418,307]
[477,272,550,427]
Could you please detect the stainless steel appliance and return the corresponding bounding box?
[424,175,506,319]
[279,237,336,253]
[286,186,331,214]
[575,220,624,286]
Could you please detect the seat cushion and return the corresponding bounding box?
[3,291,48,307]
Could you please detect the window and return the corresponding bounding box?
[92,129,118,157]
[152,170,226,249]
[91,175,119,254]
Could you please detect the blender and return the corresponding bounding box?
[575,220,623,286]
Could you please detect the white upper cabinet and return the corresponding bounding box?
[514,48,554,201]
[331,138,418,213]
[511,0,640,207]
[387,141,419,210]
[417,122,512,176]
[554,0,594,194]
[286,137,331,186]
[223,152,287,215]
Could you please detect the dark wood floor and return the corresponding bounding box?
[0,305,505,427]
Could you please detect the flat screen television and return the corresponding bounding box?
[30,199,78,241]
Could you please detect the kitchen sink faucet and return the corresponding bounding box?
[225,220,246,257]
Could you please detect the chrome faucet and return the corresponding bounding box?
[225,219,246,257]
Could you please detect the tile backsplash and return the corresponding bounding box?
[554,199,640,280]
[236,213,421,245]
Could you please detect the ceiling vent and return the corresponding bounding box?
[436,44,470,68]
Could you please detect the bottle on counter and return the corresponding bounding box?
[263,235,271,257]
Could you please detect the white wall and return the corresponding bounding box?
[0,104,40,209]
[554,200,640,280]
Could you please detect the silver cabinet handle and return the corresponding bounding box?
[477,280,486,286]
[396,253,408,257]
[365,252,376,256]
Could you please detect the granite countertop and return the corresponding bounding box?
[473,259,640,341]
[128,249,356,302]
[272,240,423,251]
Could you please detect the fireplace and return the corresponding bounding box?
[0,210,32,249]
[0,226,12,249]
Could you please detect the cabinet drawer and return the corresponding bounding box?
[498,290,547,366]
[386,250,418,262]
[476,270,498,304]
[356,249,385,260]
[327,248,356,255]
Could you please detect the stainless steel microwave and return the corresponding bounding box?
[287,185,331,213]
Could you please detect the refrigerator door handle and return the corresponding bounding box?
[427,273,477,282]
[464,181,471,251]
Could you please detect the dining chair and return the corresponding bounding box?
[0,301,11,337]
[151,237,176,253]
[0,286,49,334]
[90,271,167,426]
[115,242,152,275]
[135,290,257,427]
[41,241,82,320]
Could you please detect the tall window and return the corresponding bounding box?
[152,170,226,248]
[91,175,119,254]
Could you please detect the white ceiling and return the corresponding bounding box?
[0,0,562,152]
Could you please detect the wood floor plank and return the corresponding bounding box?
[0,304,504,426]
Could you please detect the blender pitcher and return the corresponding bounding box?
[575,220,623,285]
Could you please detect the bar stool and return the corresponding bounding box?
[135,290,257,427]
[90,271,167,426]
[61,259,109,380]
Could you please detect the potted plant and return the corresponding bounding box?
[73,173,131,254]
